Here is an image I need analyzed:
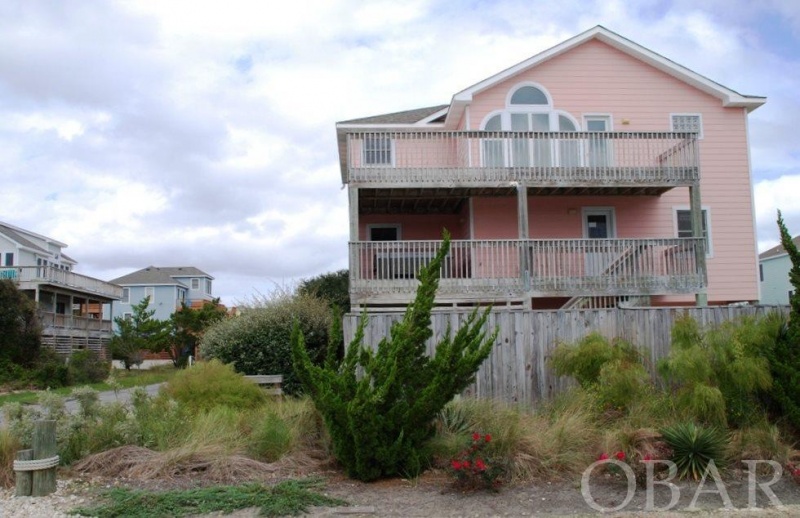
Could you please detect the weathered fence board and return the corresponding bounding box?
[343,306,789,406]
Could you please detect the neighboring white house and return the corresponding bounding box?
[0,221,123,354]
[108,266,215,326]
[759,236,799,305]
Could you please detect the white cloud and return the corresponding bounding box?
[0,0,796,305]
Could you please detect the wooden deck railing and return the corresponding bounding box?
[349,238,706,299]
[2,266,123,300]
[345,131,699,187]
[39,311,113,333]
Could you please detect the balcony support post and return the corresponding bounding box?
[690,183,708,307]
[517,184,531,304]
[348,187,359,308]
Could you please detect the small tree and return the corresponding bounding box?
[0,279,41,367]
[292,232,497,481]
[762,211,800,429]
[297,269,350,313]
[168,299,227,367]
[110,297,170,370]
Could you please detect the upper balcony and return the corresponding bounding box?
[1,266,123,301]
[344,131,699,193]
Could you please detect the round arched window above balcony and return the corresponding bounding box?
[509,85,549,106]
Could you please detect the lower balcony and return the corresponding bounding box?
[349,238,706,307]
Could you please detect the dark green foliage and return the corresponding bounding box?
[70,479,347,517]
[658,314,772,427]
[200,293,331,395]
[298,269,350,313]
[550,334,649,411]
[162,359,266,413]
[660,422,728,480]
[68,349,111,385]
[110,297,171,370]
[0,279,41,367]
[762,211,800,430]
[292,232,498,481]
[168,299,227,367]
[29,349,69,389]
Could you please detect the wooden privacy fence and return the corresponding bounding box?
[343,305,788,406]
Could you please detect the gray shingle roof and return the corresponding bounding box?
[110,266,213,285]
[338,105,449,125]
[0,223,49,253]
[759,236,800,261]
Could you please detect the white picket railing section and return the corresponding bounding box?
[349,238,706,300]
[2,266,123,300]
[346,131,699,186]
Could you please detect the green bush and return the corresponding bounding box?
[30,349,69,389]
[550,334,650,412]
[658,314,773,427]
[200,293,332,395]
[68,349,111,385]
[292,233,497,481]
[163,359,267,413]
[129,387,188,450]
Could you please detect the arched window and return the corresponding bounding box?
[510,85,549,106]
[480,83,582,167]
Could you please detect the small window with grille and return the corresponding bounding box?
[363,135,393,165]
[671,114,703,138]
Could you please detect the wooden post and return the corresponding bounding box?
[14,449,33,497]
[689,183,708,307]
[31,420,57,496]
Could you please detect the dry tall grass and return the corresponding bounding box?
[0,428,20,488]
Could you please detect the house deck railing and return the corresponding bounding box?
[349,238,706,299]
[2,266,123,300]
[345,130,699,187]
[39,311,113,333]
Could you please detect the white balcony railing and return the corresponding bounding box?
[345,131,699,187]
[2,266,123,300]
[349,238,706,299]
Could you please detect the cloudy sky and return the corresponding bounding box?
[1,0,798,305]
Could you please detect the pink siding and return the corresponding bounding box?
[462,40,758,304]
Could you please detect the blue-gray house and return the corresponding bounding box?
[109,266,215,326]
[759,236,799,305]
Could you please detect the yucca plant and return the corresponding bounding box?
[660,422,728,480]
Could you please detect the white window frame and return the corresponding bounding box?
[367,224,402,241]
[121,288,130,304]
[144,286,155,303]
[581,207,617,239]
[191,278,199,290]
[206,279,212,294]
[362,134,395,167]
[673,206,713,258]
[670,113,703,139]
[582,114,613,168]
[123,312,133,321]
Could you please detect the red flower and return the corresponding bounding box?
[451,460,462,470]
[615,451,626,461]
[462,460,471,469]
[472,432,481,441]
[484,434,492,443]
[598,453,609,461]
[475,459,487,471]
[642,454,653,461]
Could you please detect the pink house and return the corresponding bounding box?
[336,26,765,311]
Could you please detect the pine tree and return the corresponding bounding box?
[763,211,800,429]
[291,232,497,481]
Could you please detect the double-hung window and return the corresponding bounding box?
[676,208,711,256]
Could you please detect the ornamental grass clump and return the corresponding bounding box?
[292,231,498,482]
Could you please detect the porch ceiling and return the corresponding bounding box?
[358,186,669,214]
